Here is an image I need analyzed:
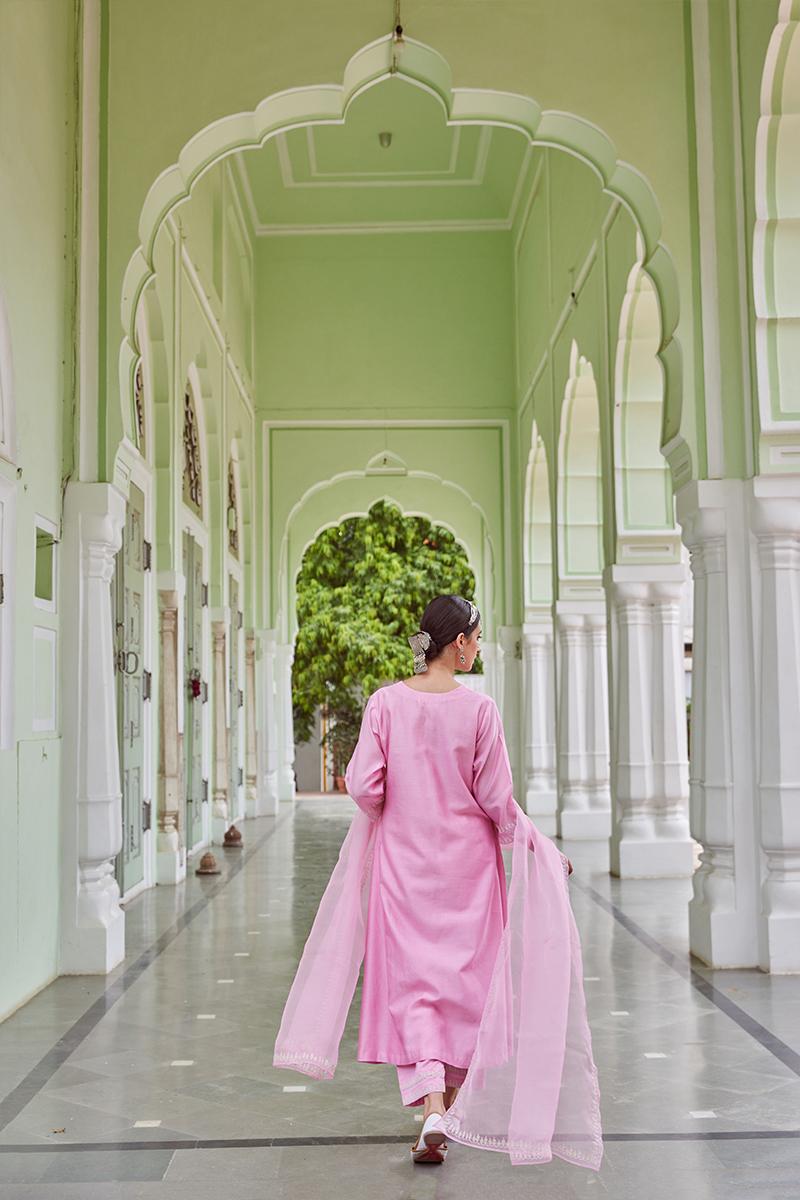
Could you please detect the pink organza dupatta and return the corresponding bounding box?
[441,805,602,1169]
[272,802,602,1171]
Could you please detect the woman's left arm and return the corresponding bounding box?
[344,691,386,821]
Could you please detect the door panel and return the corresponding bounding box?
[183,531,205,850]
[229,575,240,820]
[115,482,146,894]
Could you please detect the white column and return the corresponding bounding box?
[497,625,522,799]
[480,639,499,704]
[585,613,612,836]
[752,491,800,972]
[522,620,557,833]
[651,579,693,870]
[607,570,693,877]
[156,583,186,884]
[60,483,126,973]
[608,580,654,873]
[211,618,229,842]
[276,641,296,802]
[556,612,589,838]
[245,633,261,817]
[678,482,759,968]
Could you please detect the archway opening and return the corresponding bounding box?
[292,498,481,793]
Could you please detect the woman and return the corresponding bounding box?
[273,595,602,1171]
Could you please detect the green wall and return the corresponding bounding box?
[0,0,76,1019]
[256,231,513,415]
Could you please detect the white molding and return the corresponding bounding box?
[254,217,511,237]
[277,125,490,189]
[0,289,16,465]
[77,0,101,481]
[170,218,255,419]
[690,0,726,478]
[111,441,156,896]
[224,159,253,267]
[0,473,16,749]
[305,123,464,178]
[232,152,260,238]
[726,0,754,478]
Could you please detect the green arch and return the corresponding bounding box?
[120,34,687,477]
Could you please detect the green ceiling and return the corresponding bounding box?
[237,76,529,232]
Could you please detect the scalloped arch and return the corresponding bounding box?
[753,0,800,470]
[120,33,686,469]
[523,425,552,607]
[276,467,497,642]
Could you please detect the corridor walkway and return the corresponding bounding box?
[0,798,797,1198]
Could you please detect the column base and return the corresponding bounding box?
[261,770,280,816]
[610,836,695,878]
[524,787,557,836]
[689,897,757,968]
[157,835,187,885]
[760,914,800,973]
[559,808,611,840]
[278,766,296,802]
[61,906,125,975]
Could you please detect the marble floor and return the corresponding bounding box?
[0,796,798,1198]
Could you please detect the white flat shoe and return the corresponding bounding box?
[411,1111,448,1164]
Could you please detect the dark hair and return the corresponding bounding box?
[418,595,480,665]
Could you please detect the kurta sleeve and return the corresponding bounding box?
[471,696,520,846]
[344,691,386,821]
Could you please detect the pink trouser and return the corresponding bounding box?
[396,1058,469,1107]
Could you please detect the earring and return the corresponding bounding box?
[459,653,466,664]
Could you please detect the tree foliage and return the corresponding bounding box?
[292,499,481,770]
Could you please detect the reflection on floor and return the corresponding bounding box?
[0,796,798,1198]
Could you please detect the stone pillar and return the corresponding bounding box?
[497,625,522,799]
[276,641,296,802]
[607,570,693,877]
[156,584,186,884]
[678,481,758,968]
[751,490,800,972]
[211,619,229,842]
[245,633,260,817]
[60,483,126,973]
[522,619,557,834]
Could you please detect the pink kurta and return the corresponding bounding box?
[343,679,518,1068]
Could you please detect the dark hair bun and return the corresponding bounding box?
[415,595,480,665]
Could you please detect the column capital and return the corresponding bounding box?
[497,625,522,658]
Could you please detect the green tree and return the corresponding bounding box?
[292,499,481,773]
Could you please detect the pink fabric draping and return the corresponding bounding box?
[272,792,602,1171]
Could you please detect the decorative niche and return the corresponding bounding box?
[227,459,239,559]
[182,387,203,516]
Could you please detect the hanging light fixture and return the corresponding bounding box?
[390,0,404,74]
[378,131,393,149]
